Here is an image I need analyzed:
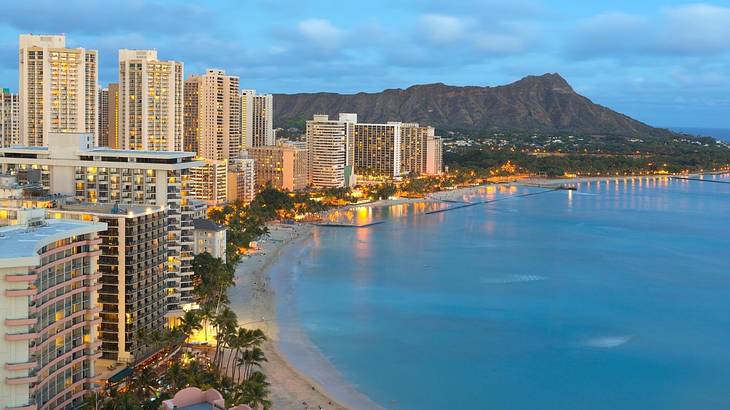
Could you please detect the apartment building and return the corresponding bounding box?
[18,34,97,147]
[305,113,356,188]
[52,203,167,365]
[0,212,106,410]
[184,69,241,159]
[241,90,274,147]
[107,83,119,148]
[0,132,203,319]
[118,50,183,151]
[400,123,443,176]
[1,88,19,147]
[425,134,443,175]
[246,140,308,191]
[190,158,228,205]
[353,121,402,179]
[98,87,109,147]
[227,158,256,203]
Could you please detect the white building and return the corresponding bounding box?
[118,49,183,151]
[1,88,19,147]
[305,113,357,188]
[0,212,105,410]
[0,132,203,319]
[193,218,227,262]
[227,158,256,203]
[18,34,98,146]
[241,90,274,147]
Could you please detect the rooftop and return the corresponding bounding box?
[56,203,165,217]
[193,218,226,232]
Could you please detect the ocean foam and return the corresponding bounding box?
[584,335,633,348]
[480,274,546,284]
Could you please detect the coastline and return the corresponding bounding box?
[228,223,377,410]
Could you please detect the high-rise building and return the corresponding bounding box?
[107,83,119,148]
[400,123,443,176]
[227,158,256,203]
[118,50,183,151]
[0,212,106,410]
[305,114,356,188]
[1,88,19,147]
[353,121,402,179]
[425,135,443,175]
[185,69,241,159]
[98,87,109,147]
[246,140,308,191]
[0,132,203,320]
[53,204,167,365]
[18,34,98,146]
[191,158,228,205]
[241,90,274,147]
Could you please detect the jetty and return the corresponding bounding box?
[670,176,730,184]
[425,188,560,215]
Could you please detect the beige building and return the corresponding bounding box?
[247,140,308,191]
[191,158,228,205]
[241,89,274,147]
[353,121,402,179]
[52,204,167,365]
[193,218,227,262]
[107,83,119,148]
[227,158,256,203]
[0,132,203,318]
[1,88,19,147]
[425,134,443,175]
[0,212,105,410]
[18,34,98,147]
[400,123,442,176]
[185,69,241,159]
[98,87,109,147]
[305,113,356,188]
[118,49,183,151]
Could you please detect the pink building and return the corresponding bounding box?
[162,387,252,410]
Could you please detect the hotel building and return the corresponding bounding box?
[192,218,227,262]
[227,158,256,203]
[0,132,203,319]
[18,34,98,147]
[400,123,443,176]
[98,88,109,147]
[0,212,106,410]
[1,88,19,147]
[190,158,228,205]
[425,134,443,175]
[305,114,356,188]
[118,50,183,151]
[52,204,167,365]
[241,90,274,147]
[353,121,402,179]
[106,83,119,148]
[184,69,241,159]
[246,140,308,191]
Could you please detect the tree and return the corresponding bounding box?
[162,361,188,393]
[235,371,272,410]
[237,346,268,382]
[127,365,159,402]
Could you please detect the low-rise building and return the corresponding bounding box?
[0,212,106,410]
[193,218,227,261]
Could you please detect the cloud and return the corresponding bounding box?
[419,14,467,45]
[296,19,346,51]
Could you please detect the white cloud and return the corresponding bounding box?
[296,18,345,50]
[419,14,467,44]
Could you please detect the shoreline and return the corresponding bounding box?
[229,223,375,410]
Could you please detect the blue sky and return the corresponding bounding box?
[1,0,729,128]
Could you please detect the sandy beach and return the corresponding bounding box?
[228,223,357,410]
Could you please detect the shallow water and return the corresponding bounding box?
[274,176,730,409]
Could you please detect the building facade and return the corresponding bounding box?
[425,134,443,175]
[53,204,167,365]
[98,87,109,147]
[1,88,19,147]
[227,158,255,203]
[107,83,119,148]
[241,90,273,147]
[305,114,356,188]
[191,158,228,205]
[192,218,227,262]
[118,50,183,151]
[400,123,442,176]
[246,140,308,191]
[0,132,203,320]
[18,34,98,147]
[353,122,402,179]
[0,214,106,410]
[184,69,241,160]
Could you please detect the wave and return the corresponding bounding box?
[574,192,600,196]
[480,274,546,284]
[584,335,633,348]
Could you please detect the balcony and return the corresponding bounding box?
[4,375,37,385]
[4,361,37,371]
[5,288,37,297]
[4,318,37,327]
[4,274,37,283]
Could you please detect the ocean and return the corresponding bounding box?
[270,176,730,409]
[670,127,730,142]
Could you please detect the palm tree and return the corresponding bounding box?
[236,371,271,410]
[127,365,159,402]
[162,361,188,393]
[213,307,238,367]
[179,310,203,339]
[237,346,267,382]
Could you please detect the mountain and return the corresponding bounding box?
[273,73,673,137]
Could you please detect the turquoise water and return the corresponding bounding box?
[274,176,730,409]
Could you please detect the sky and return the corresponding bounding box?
[1,0,729,128]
